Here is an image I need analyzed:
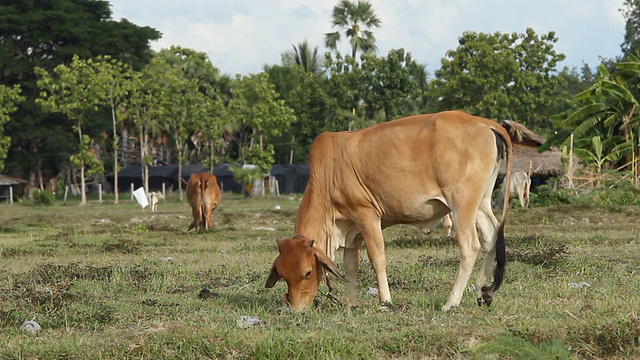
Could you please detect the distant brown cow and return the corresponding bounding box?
[186,172,222,231]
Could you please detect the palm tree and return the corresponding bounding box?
[324,0,381,59]
[282,40,323,75]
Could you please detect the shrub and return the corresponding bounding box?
[32,189,55,205]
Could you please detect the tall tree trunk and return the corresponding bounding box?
[176,138,184,201]
[78,121,87,205]
[112,100,119,204]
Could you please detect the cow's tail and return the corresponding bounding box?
[490,126,512,294]
[199,179,208,229]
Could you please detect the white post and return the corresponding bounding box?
[162,182,166,198]
[9,186,13,205]
[131,183,134,201]
[98,184,102,204]
[64,186,69,203]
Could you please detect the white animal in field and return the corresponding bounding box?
[148,191,164,212]
[495,171,531,209]
[417,213,453,237]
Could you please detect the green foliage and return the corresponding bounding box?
[230,166,263,187]
[360,48,422,119]
[229,73,296,169]
[0,84,24,172]
[432,28,568,128]
[325,0,382,58]
[472,336,570,359]
[32,189,56,205]
[543,55,640,175]
[530,175,640,207]
[530,185,577,207]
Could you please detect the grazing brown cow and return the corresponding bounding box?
[186,172,222,231]
[265,110,513,312]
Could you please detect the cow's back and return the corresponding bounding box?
[186,173,204,208]
[200,173,221,208]
[306,110,508,224]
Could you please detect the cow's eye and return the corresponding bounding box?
[304,271,312,279]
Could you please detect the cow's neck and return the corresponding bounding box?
[293,183,341,259]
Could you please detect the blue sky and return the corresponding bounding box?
[108,0,626,77]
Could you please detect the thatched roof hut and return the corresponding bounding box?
[499,120,565,177]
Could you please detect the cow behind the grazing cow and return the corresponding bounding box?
[494,171,531,209]
[186,172,222,231]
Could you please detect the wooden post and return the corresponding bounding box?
[64,186,69,204]
[98,184,102,204]
[289,135,295,165]
[9,186,13,205]
[567,134,574,188]
[131,183,134,201]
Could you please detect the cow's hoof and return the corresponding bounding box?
[442,304,458,312]
[477,293,493,307]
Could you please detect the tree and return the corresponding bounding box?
[324,0,381,59]
[360,48,422,120]
[35,55,104,205]
[228,73,296,177]
[281,40,323,75]
[543,57,640,182]
[265,65,335,163]
[156,46,233,194]
[1,0,160,184]
[122,58,174,195]
[88,56,134,204]
[0,85,24,172]
[431,28,568,130]
[622,0,640,59]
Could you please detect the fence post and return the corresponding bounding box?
[98,184,102,204]
[9,186,13,205]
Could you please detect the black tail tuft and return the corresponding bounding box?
[492,221,507,293]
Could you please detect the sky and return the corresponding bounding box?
[108,0,627,77]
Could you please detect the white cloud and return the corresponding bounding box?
[108,0,626,75]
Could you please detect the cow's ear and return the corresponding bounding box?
[265,257,281,288]
[312,247,346,282]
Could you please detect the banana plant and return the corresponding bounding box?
[573,135,632,174]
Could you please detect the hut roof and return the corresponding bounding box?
[0,174,28,186]
[502,119,547,145]
[499,120,564,177]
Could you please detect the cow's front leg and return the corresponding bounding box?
[359,221,391,306]
[343,236,362,308]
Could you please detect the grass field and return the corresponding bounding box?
[1,193,639,359]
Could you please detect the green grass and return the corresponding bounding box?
[1,194,639,359]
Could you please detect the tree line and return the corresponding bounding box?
[2,0,640,202]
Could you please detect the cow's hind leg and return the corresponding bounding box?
[442,208,481,311]
[475,201,501,306]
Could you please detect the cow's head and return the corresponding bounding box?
[265,236,342,312]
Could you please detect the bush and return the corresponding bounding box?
[32,189,55,205]
[530,179,640,207]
